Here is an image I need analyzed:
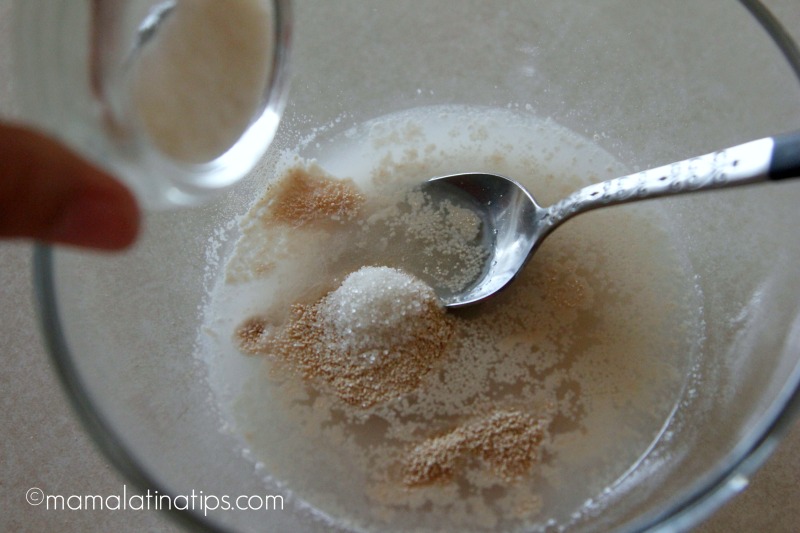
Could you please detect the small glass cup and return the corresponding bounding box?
[12,0,291,209]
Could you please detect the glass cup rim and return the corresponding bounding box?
[116,0,295,208]
[12,0,294,210]
[32,1,800,531]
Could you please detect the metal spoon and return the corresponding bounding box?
[422,131,800,308]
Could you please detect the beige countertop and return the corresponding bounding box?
[1,1,799,532]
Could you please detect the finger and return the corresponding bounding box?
[0,123,140,250]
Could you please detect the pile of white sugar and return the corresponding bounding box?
[205,105,707,532]
[318,266,441,365]
[237,266,455,408]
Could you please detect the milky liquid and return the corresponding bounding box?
[197,106,705,532]
[131,0,272,163]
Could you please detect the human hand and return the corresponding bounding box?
[0,123,140,250]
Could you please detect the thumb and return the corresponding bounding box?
[0,123,140,250]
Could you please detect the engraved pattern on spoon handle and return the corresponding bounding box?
[541,137,775,232]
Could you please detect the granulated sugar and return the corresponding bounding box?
[317,267,445,359]
[201,106,704,532]
[237,266,454,407]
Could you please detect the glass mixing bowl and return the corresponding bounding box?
[33,1,800,532]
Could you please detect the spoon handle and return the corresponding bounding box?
[542,130,800,229]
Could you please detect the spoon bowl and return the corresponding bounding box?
[421,173,541,307]
[426,131,800,308]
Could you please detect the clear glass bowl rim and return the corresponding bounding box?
[32,1,800,531]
